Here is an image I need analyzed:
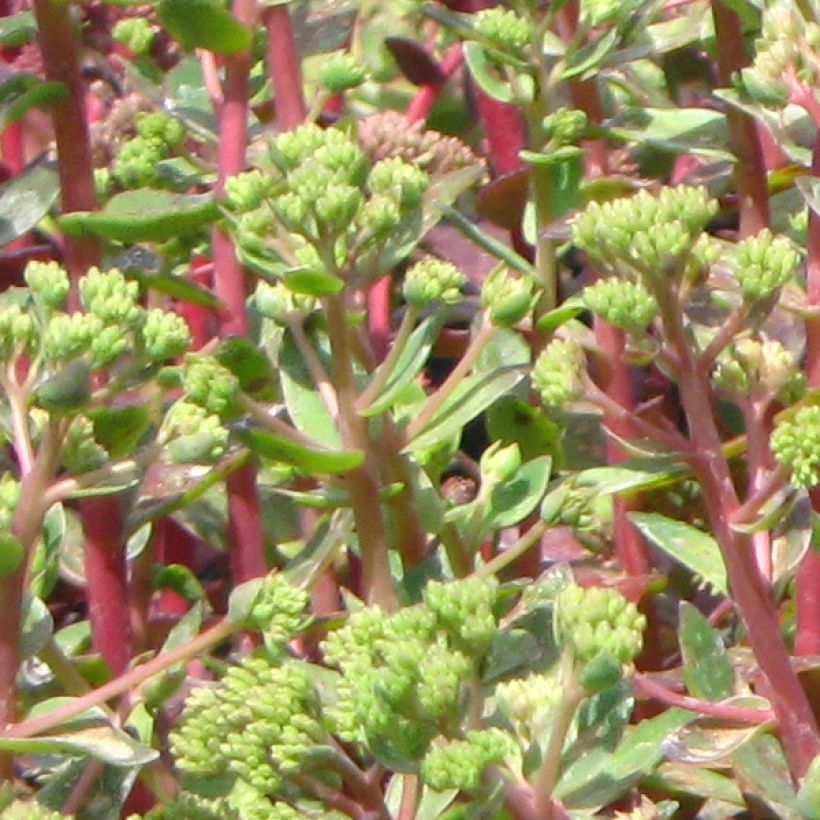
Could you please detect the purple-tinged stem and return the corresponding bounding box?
[262,4,307,131]
[212,0,267,585]
[797,133,820,655]
[710,0,770,236]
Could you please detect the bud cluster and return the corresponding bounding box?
[731,229,799,303]
[582,278,658,335]
[713,337,804,402]
[481,267,535,327]
[111,111,187,190]
[474,8,533,56]
[241,573,310,648]
[532,338,586,409]
[556,584,646,664]
[771,405,820,488]
[403,258,467,309]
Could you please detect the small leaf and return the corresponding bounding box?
[0,162,59,249]
[216,336,276,398]
[486,397,561,462]
[151,564,205,602]
[20,594,53,660]
[34,361,92,415]
[87,405,152,459]
[59,190,219,242]
[629,512,727,595]
[679,602,735,702]
[561,28,620,80]
[0,12,36,47]
[0,533,23,576]
[484,456,551,529]
[734,735,801,818]
[0,74,66,132]
[384,36,443,86]
[130,270,222,308]
[281,266,344,296]
[360,313,445,417]
[576,459,690,495]
[238,426,364,474]
[157,0,252,54]
[227,576,264,626]
[463,41,516,103]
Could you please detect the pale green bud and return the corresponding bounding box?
[543,108,588,146]
[532,338,585,408]
[182,355,240,418]
[314,183,363,231]
[136,111,185,146]
[480,441,522,484]
[771,405,820,488]
[24,261,70,309]
[481,267,535,326]
[43,312,103,362]
[225,170,277,212]
[403,258,467,308]
[113,17,155,56]
[422,729,517,793]
[143,308,191,361]
[79,268,143,326]
[475,8,532,54]
[732,229,799,302]
[0,304,35,361]
[162,400,230,463]
[583,278,658,334]
[318,52,368,93]
[368,157,429,210]
[62,415,108,474]
[90,324,129,369]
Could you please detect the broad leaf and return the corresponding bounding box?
[59,190,219,242]
[157,0,252,54]
[0,162,59,249]
[216,336,276,398]
[463,41,516,103]
[238,426,364,474]
[576,459,690,495]
[87,405,152,459]
[0,12,36,47]
[0,73,65,132]
[484,456,552,529]
[20,594,53,659]
[679,602,735,702]
[130,271,222,308]
[629,512,727,595]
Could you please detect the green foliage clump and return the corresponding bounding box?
[61,415,108,475]
[181,355,240,418]
[160,401,230,464]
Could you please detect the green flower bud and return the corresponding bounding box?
[314,183,364,231]
[771,405,820,488]
[43,312,103,362]
[254,281,314,324]
[422,729,517,793]
[143,791,240,819]
[143,308,191,361]
[423,576,499,656]
[271,123,339,171]
[61,415,108,474]
[135,111,185,146]
[182,355,240,418]
[543,108,588,146]
[713,338,801,401]
[225,170,277,212]
[162,400,230,463]
[237,207,275,237]
[556,584,646,664]
[112,17,155,56]
[480,441,521,485]
[368,157,429,210]
[113,135,168,188]
[79,268,143,327]
[583,278,658,335]
[481,267,535,326]
[242,573,310,647]
[90,324,130,369]
[403,258,467,309]
[732,229,799,302]
[274,190,312,232]
[318,52,368,93]
[0,304,35,361]
[358,194,400,237]
[474,8,532,55]
[24,261,70,310]
[532,338,585,408]
[0,473,21,531]
[494,672,561,742]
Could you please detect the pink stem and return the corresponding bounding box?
[405,42,463,125]
[80,497,132,675]
[797,133,820,654]
[262,4,307,131]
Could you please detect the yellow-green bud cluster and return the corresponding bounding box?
[572,187,718,290]
[0,800,65,820]
[423,576,499,655]
[481,268,535,327]
[713,338,803,402]
[368,156,429,210]
[135,111,185,147]
[224,170,278,213]
[731,229,799,302]
[543,108,588,147]
[557,584,645,664]
[242,573,309,647]
[142,308,191,362]
[254,281,314,324]
[493,672,561,743]
[79,268,143,327]
[403,258,467,309]
[43,312,103,363]
[25,261,70,310]
[0,304,35,362]
[771,405,820,488]
[113,135,169,188]
[143,792,239,820]
[113,17,155,56]
[582,279,658,335]
[181,355,239,418]
[171,655,326,797]
[421,729,517,793]
[161,401,229,464]
[0,474,21,530]
[532,338,585,408]
[474,8,532,55]
[318,52,367,93]
[61,415,108,474]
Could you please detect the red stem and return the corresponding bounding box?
[709,0,769,236]
[211,0,267,584]
[797,134,820,654]
[262,4,307,131]
[80,497,132,675]
[406,42,464,125]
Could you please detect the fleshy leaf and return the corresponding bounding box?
[157,0,252,54]
[679,602,735,702]
[0,162,59,249]
[237,426,364,474]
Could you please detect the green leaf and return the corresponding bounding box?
[679,602,735,702]
[59,190,219,242]
[645,761,743,806]
[0,533,23,576]
[797,176,820,219]
[404,365,525,453]
[157,0,252,54]
[561,28,620,80]
[484,456,551,529]
[129,270,222,308]
[486,397,561,463]
[0,12,36,47]
[0,719,158,766]
[30,503,64,598]
[576,459,690,495]
[226,576,264,626]
[463,41,516,103]
[34,361,92,415]
[284,511,352,590]
[603,107,733,161]
[87,405,151,459]
[536,297,586,332]
[280,329,342,448]
[360,313,445,417]
[238,427,365,474]
[216,336,276,398]
[629,512,727,595]
[281,266,345,296]
[0,74,65,132]
[734,735,801,818]
[0,162,59,249]
[20,594,53,660]
[151,564,205,602]
[290,0,358,58]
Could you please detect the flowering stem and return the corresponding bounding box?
[262,4,307,130]
[709,0,769,236]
